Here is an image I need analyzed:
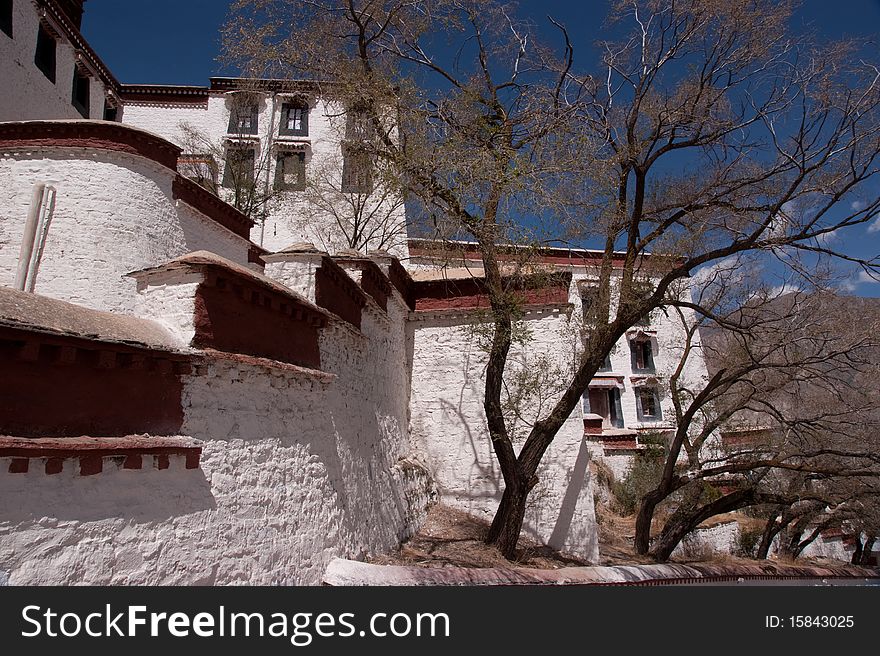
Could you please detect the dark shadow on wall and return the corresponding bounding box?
[547,436,591,550]
[0,466,216,523]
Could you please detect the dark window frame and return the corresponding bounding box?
[71,67,90,118]
[34,23,57,83]
[227,99,260,135]
[1,0,13,38]
[279,100,309,137]
[583,387,624,429]
[341,146,373,194]
[636,387,662,422]
[630,338,655,373]
[222,147,256,189]
[274,151,306,191]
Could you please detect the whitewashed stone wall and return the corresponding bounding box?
[0,3,111,121]
[409,306,599,562]
[671,520,741,560]
[123,95,408,258]
[0,145,252,315]
[0,284,433,585]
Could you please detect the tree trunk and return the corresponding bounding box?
[486,479,530,559]
[634,490,665,555]
[850,536,864,565]
[859,534,876,566]
[757,509,788,559]
[649,489,753,561]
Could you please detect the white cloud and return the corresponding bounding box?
[769,283,801,297]
[857,270,880,284]
[851,199,866,212]
[837,279,858,293]
[868,218,880,234]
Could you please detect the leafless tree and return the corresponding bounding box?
[630,282,880,561]
[224,0,880,558]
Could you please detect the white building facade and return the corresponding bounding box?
[0,0,726,584]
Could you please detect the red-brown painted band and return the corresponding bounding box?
[315,257,367,329]
[0,327,186,438]
[192,271,323,369]
[0,121,180,170]
[172,176,254,240]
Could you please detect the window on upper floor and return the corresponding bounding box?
[345,103,375,141]
[222,147,255,189]
[103,102,118,122]
[34,23,56,83]
[580,284,599,321]
[280,99,309,137]
[630,339,655,373]
[583,387,624,429]
[1,0,13,38]
[597,353,613,372]
[636,387,662,422]
[180,154,218,193]
[228,97,259,135]
[274,151,306,191]
[71,67,90,118]
[341,146,372,194]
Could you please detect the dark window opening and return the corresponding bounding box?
[228,99,259,135]
[222,148,255,189]
[71,68,90,118]
[1,0,13,38]
[584,387,624,429]
[34,24,56,83]
[581,285,599,321]
[274,151,306,191]
[180,155,218,193]
[341,147,372,194]
[598,353,613,372]
[345,104,375,141]
[636,388,662,422]
[630,339,655,372]
[280,100,309,137]
[103,103,118,122]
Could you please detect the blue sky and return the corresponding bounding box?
[80,0,880,296]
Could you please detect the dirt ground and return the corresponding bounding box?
[367,502,784,569]
[368,503,658,569]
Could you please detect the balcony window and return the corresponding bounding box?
[630,339,655,373]
[274,151,306,191]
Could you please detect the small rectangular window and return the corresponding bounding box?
[341,147,372,194]
[34,24,57,83]
[585,387,624,429]
[222,148,255,188]
[630,339,655,372]
[103,103,118,122]
[1,0,13,38]
[72,68,90,118]
[597,354,612,372]
[636,388,662,422]
[280,101,309,136]
[581,285,599,321]
[346,106,374,141]
[274,151,306,191]
[228,101,259,135]
[180,154,218,193]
